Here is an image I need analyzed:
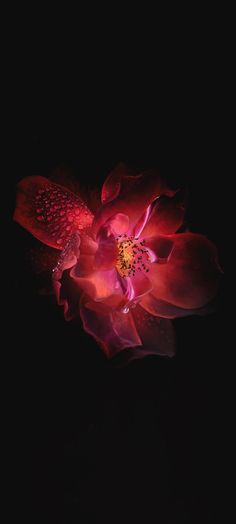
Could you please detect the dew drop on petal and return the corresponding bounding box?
[122,306,130,314]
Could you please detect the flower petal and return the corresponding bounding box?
[70,264,123,303]
[52,232,81,320]
[104,213,130,236]
[79,233,98,255]
[132,204,152,238]
[140,293,216,319]
[13,176,94,249]
[121,271,153,307]
[149,233,221,309]
[131,304,176,357]
[94,237,118,270]
[101,163,138,205]
[93,166,175,237]
[80,294,142,358]
[145,236,174,262]
[142,194,186,238]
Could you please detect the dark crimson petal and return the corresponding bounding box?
[80,294,142,358]
[140,293,216,319]
[52,232,81,320]
[93,166,175,237]
[28,245,60,274]
[101,163,139,205]
[49,168,101,214]
[131,304,176,357]
[142,194,186,238]
[13,176,94,249]
[145,236,174,262]
[149,233,221,309]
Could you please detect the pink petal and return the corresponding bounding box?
[13,176,94,249]
[140,293,216,319]
[132,204,152,238]
[131,304,176,357]
[142,194,186,237]
[149,233,221,309]
[129,305,175,359]
[71,254,95,276]
[93,213,129,270]
[93,166,175,237]
[94,237,118,270]
[70,265,123,303]
[122,271,153,307]
[80,294,142,358]
[104,213,130,235]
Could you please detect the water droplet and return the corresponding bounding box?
[37,215,45,222]
[56,238,63,245]
[122,306,129,314]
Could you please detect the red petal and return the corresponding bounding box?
[142,194,186,238]
[52,232,81,320]
[131,304,176,357]
[14,176,94,249]
[70,264,123,304]
[101,163,138,205]
[80,294,142,358]
[79,233,98,256]
[145,236,174,261]
[149,233,221,309]
[93,166,175,237]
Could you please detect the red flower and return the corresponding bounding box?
[14,165,221,360]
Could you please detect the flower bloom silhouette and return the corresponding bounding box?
[14,164,221,359]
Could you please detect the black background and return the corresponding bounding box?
[7,92,227,523]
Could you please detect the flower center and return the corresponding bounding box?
[116,235,150,277]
